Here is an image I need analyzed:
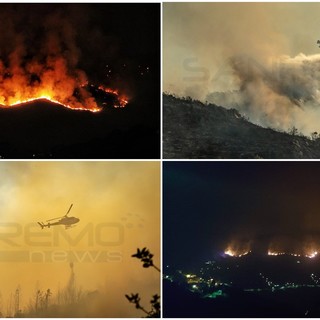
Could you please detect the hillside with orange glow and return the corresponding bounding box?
[0,3,160,159]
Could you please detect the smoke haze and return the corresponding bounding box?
[0,162,160,317]
[164,3,320,134]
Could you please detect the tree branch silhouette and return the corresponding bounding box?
[125,248,160,317]
[131,247,160,272]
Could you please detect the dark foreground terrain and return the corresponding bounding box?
[164,253,320,317]
[164,280,320,317]
[0,92,159,159]
[163,94,320,159]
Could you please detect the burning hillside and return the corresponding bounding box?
[0,4,129,112]
[0,3,160,159]
[0,83,128,112]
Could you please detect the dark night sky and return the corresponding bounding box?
[164,162,320,267]
[0,3,160,101]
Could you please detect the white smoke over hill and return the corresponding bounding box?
[164,3,320,135]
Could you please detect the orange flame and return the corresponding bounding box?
[98,85,128,108]
[0,6,130,113]
[0,58,128,112]
[268,250,318,259]
[0,95,101,113]
[224,247,251,257]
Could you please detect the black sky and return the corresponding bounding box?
[164,162,320,267]
[3,3,160,90]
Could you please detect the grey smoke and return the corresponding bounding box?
[164,3,320,134]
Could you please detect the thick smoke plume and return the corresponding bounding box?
[213,53,320,134]
[0,4,126,111]
[164,3,320,134]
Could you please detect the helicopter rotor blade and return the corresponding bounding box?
[66,204,73,216]
[46,216,64,222]
[46,204,73,222]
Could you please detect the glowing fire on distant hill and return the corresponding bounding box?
[98,86,128,108]
[0,95,101,112]
[224,247,319,259]
[0,81,128,113]
[0,8,129,113]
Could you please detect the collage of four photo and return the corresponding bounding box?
[0,2,319,318]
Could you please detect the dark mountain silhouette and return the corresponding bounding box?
[163,94,320,159]
[0,97,159,159]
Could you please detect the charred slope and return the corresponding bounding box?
[163,94,320,159]
[0,98,159,159]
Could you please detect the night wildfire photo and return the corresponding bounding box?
[163,3,320,159]
[164,161,320,317]
[0,161,160,317]
[0,4,160,159]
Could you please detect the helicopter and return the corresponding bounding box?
[38,204,80,229]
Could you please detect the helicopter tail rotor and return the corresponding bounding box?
[38,222,44,229]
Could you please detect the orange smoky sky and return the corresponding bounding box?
[0,161,160,317]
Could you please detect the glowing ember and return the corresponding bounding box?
[224,249,236,257]
[268,251,286,256]
[224,249,250,257]
[306,251,318,259]
[268,250,318,259]
[225,248,320,259]
[0,95,101,113]
[98,86,128,108]
[0,84,129,112]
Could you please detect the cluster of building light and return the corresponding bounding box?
[259,273,278,291]
[310,273,320,285]
[167,252,320,299]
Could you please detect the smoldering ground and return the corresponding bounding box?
[164,3,320,135]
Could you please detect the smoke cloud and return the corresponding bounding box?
[164,3,320,134]
[0,162,160,317]
[0,4,133,111]
[0,5,95,109]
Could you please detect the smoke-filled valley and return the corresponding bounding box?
[164,3,320,137]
